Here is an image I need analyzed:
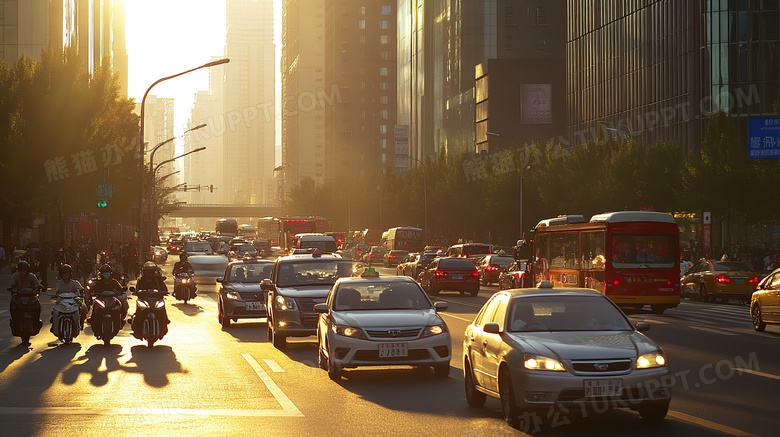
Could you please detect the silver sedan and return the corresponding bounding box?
[463,282,671,426]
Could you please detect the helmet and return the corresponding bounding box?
[180,252,188,261]
[17,261,30,271]
[142,261,158,276]
[99,264,113,273]
[59,264,73,274]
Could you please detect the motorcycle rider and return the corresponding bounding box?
[8,261,43,345]
[51,264,88,329]
[90,264,128,319]
[133,261,170,326]
[172,252,196,297]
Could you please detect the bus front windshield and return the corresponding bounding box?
[611,234,675,268]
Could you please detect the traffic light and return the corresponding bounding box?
[97,200,108,208]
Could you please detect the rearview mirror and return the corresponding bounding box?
[434,301,448,312]
[635,321,651,332]
[314,303,329,313]
[260,278,273,291]
[483,322,501,334]
[216,277,223,283]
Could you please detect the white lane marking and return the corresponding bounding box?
[440,312,475,323]
[669,410,756,437]
[433,297,483,309]
[733,368,780,382]
[263,359,285,373]
[670,316,717,325]
[242,354,302,415]
[0,310,8,315]
[630,318,669,325]
[689,326,738,335]
[0,407,304,417]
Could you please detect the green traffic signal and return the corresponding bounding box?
[97,200,108,208]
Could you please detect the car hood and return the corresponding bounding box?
[277,285,334,298]
[332,309,442,328]
[505,331,658,360]
[223,282,263,293]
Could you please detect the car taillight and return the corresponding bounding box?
[435,270,444,277]
[749,276,759,284]
[613,279,620,286]
[714,274,730,283]
[389,254,395,258]
[472,271,479,277]
[370,254,375,258]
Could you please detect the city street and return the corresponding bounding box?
[1,263,778,436]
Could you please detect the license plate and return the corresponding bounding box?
[584,379,622,398]
[378,343,408,358]
[452,275,462,280]
[733,278,745,283]
[245,301,264,311]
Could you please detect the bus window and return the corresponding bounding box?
[582,231,606,270]
[611,234,675,268]
[550,233,578,269]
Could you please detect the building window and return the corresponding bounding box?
[382,154,387,164]
[380,125,387,134]
[380,67,389,76]
[535,7,549,26]
[380,110,389,119]
[380,138,387,149]
[380,82,390,90]
[380,20,389,30]
[359,35,366,44]
[358,20,365,29]
[379,50,390,60]
[360,6,366,15]
[380,96,388,104]
[360,81,366,89]
[380,35,389,45]
[381,6,391,15]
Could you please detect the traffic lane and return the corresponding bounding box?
[631,311,779,437]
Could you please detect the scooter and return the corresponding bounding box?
[8,287,43,345]
[173,272,195,303]
[89,290,124,345]
[129,287,169,348]
[51,291,82,345]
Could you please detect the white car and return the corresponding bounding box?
[315,271,451,380]
[464,282,672,426]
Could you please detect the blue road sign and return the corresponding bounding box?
[748,117,780,159]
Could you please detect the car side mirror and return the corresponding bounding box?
[434,301,448,312]
[483,322,501,334]
[635,321,651,332]
[260,279,273,291]
[314,303,329,313]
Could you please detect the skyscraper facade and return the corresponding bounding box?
[224,0,276,205]
[323,0,397,178]
[281,0,326,190]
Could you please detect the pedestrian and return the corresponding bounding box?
[0,244,5,273]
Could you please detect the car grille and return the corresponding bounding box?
[365,328,422,339]
[556,386,645,402]
[300,313,319,329]
[295,298,326,329]
[353,349,431,361]
[570,359,632,374]
[238,292,264,301]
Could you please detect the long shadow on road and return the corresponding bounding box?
[124,345,188,387]
[220,321,268,343]
[61,343,127,387]
[171,302,205,317]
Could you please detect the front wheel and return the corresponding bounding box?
[481,274,488,286]
[147,337,156,348]
[219,304,231,328]
[327,343,341,381]
[752,304,767,331]
[103,337,111,346]
[650,304,667,314]
[499,368,520,427]
[270,319,287,349]
[464,362,486,407]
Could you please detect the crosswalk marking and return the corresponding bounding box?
[689,326,738,336]
[263,359,285,373]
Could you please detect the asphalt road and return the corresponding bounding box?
[0,263,778,436]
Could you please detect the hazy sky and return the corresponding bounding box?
[126,0,282,156]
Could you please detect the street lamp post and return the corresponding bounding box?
[137,58,229,267]
[150,147,206,240]
[149,123,207,174]
[407,156,428,241]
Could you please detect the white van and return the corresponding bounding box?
[292,233,337,253]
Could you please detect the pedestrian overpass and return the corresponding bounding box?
[166,204,281,218]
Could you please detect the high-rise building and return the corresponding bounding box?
[323,1,397,177]
[566,1,779,152]
[0,0,129,97]
[281,0,326,190]
[224,0,276,205]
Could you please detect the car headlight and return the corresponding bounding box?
[636,352,667,369]
[421,324,448,337]
[331,325,365,339]
[226,291,240,300]
[275,295,295,310]
[523,354,566,371]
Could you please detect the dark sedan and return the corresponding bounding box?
[476,255,515,286]
[419,256,480,296]
[216,259,273,327]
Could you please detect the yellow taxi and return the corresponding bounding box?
[680,260,758,303]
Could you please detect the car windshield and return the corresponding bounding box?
[234,245,255,253]
[611,234,676,268]
[301,241,337,252]
[507,296,633,332]
[463,245,491,256]
[439,258,476,269]
[228,263,272,282]
[712,262,751,271]
[333,281,431,311]
[276,260,357,286]
[186,242,212,253]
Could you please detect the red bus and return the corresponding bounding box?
[279,217,332,249]
[532,211,680,314]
